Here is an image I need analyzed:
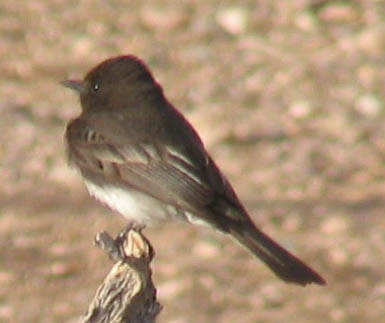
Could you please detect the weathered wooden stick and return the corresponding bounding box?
[79,229,162,323]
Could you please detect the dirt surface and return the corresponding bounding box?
[1,1,384,322]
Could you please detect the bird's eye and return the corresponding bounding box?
[92,83,99,92]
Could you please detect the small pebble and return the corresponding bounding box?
[356,94,383,117]
[216,7,248,35]
[289,100,313,119]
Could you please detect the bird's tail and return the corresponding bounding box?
[229,222,326,286]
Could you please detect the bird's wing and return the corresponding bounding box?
[65,118,241,224]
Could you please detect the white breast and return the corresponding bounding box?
[84,181,178,226]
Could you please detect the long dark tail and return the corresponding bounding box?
[229,223,326,286]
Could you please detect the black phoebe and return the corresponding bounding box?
[63,55,325,286]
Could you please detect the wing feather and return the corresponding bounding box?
[66,120,215,212]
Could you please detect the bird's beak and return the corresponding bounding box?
[61,79,86,94]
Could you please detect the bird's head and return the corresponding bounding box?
[62,55,163,112]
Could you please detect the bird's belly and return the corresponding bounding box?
[84,181,179,226]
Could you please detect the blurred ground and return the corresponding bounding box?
[0,1,384,322]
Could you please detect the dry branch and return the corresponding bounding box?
[79,229,162,323]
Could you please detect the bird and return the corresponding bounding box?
[62,55,325,286]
